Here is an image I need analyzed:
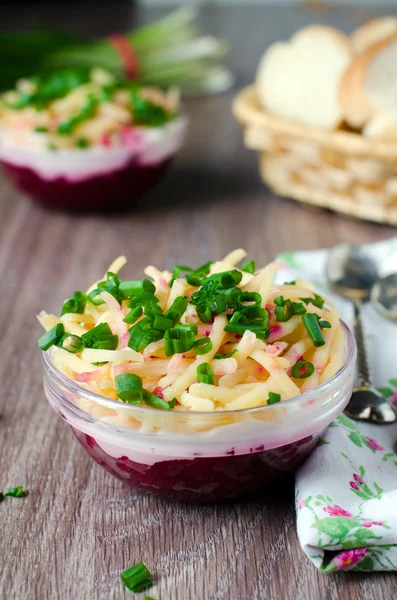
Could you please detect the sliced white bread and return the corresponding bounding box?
[256,26,352,130]
[339,33,397,129]
[351,17,397,53]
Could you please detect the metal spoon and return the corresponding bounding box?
[327,244,396,424]
[371,273,397,321]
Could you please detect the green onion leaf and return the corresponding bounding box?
[61,291,87,316]
[151,314,173,332]
[238,291,262,306]
[143,390,175,410]
[115,373,144,404]
[119,279,156,299]
[285,280,296,285]
[267,392,281,405]
[174,323,198,335]
[274,295,285,307]
[38,323,65,350]
[128,318,164,352]
[164,328,195,357]
[120,562,152,593]
[194,337,213,355]
[214,349,238,359]
[202,269,242,289]
[319,320,332,329]
[81,323,118,350]
[197,363,215,385]
[302,313,326,347]
[123,305,143,325]
[163,296,188,325]
[184,261,213,286]
[224,321,270,339]
[87,288,105,306]
[291,360,315,379]
[128,292,159,309]
[292,301,306,315]
[241,260,256,274]
[58,334,85,354]
[216,286,242,307]
[5,486,26,498]
[300,294,325,309]
[172,265,193,278]
[275,299,294,322]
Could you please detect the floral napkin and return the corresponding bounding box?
[276,237,397,572]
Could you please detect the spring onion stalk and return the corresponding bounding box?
[5,486,26,498]
[267,392,281,404]
[120,562,152,593]
[197,363,215,385]
[0,9,233,96]
[291,361,315,379]
[302,314,325,347]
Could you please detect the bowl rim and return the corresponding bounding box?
[42,319,356,418]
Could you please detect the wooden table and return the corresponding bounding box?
[1,3,397,599]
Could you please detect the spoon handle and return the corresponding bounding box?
[353,299,372,388]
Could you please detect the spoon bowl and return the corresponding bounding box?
[371,273,397,321]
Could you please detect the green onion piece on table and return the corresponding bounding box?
[120,562,152,593]
[302,313,325,347]
[38,323,65,350]
[5,486,26,498]
[291,361,315,379]
[197,363,215,385]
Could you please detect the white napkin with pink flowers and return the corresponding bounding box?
[277,238,397,572]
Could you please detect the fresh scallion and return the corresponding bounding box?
[119,279,156,299]
[151,314,173,332]
[163,296,188,325]
[302,313,325,347]
[319,320,332,329]
[291,360,315,379]
[174,323,198,335]
[241,260,256,274]
[81,322,118,350]
[214,349,238,359]
[59,334,85,354]
[143,390,175,410]
[61,291,87,316]
[128,318,163,352]
[194,337,213,355]
[300,293,325,309]
[267,392,281,404]
[38,323,65,350]
[197,363,214,385]
[5,486,26,498]
[123,305,143,325]
[202,269,242,289]
[120,562,152,593]
[164,328,195,356]
[115,374,144,404]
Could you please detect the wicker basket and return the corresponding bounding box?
[233,86,397,226]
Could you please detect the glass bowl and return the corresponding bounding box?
[0,116,187,212]
[42,321,356,502]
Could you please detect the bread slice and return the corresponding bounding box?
[351,17,397,53]
[339,33,397,128]
[256,26,352,130]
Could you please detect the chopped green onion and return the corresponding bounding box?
[143,597,157,600]
[238,291,262,306]
[275,300,294,322]
[81,323,118,350]
[115,374,144,404]
[76,137,89,148]
[214,349,238,359]
[194,337,213,355]
[143,390,175,410]
[184,261,213,286]
[267,392,281,405]
[128,292,159,309]
[174,323,198,335]
[302,313,325,347]
[216,286,242,306]
[128,318,163,352]
[300,293,325,309]
[164,328,195,356]
[87,288,105,305]
[292,301,306,315]
[172,265,193,278]
[123,305,143,325]
[196,304,213,323]
[38,323,65,350]
[197,363,214,385]
[5,486,26,498]
[92,361,108,366]
[285,280,296,285]
[319,320,332,329]
[164,296,188,325]
[239,306,267,321]
[274,295,285,306]
[61,291,87,316]
[202,269,242,289]
[224,322,270,339]
[120,562,152,593]
[151,314,173,332]
[34,125,48,133]
[241,260,256,274]
[119,279,156,298]
[292,360,315,379]
[59,334,85,354]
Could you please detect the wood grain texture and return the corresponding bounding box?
[1,3,397,599]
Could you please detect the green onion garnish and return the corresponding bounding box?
[194,337,213,355]
[143,390,175,410]
[292,301,307,315]
[214,349,238,359]
[163,296,189,325]
[81,322,118,350]
[267,392,281,404]
[76,137,89,148]
[197,363,215,385]
[128,318,163,352]
[184,260,213,286]
[319,320,332,329]
[224,322,270,339]
[5,486,26,498]
[241,260,256,274]
[120,562,152,593]
[164,327,195,357]
[119,279,156,299]
[128,292,159,309]
[151,314,173,332]
[300,293,325,309]
[61,291,87,316]
[174,323,198,335]
[285,280,296,285]
[115,374,144,404]
[59,334,85,354]
[34,125,48,133]
[38,323,65,350]
[123,305,143,325]
[143,597,156,600]
[202,269,242,289]
[172,265,193,278]
[291,360,315,379]
[238,291,262,306]
[302,313,325,347]
[274,297,294,322]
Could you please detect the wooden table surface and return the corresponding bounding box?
[1,3,397,599]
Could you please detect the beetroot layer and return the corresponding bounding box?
[72,428,325,502]
[1,157,172,212]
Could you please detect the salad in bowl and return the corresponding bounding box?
[0,68,186,211]
[38,249,356,501]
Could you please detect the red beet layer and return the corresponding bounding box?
[2,157,172,212]
[72,428,324,502]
